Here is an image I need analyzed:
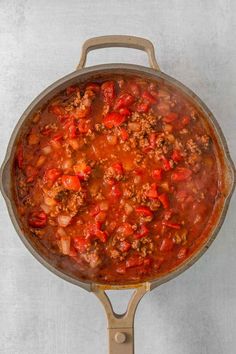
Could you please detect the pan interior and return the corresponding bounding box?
[3,66,235,289]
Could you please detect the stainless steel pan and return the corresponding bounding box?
[0,36,235,354]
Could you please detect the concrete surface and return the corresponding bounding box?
[0,1,236,354]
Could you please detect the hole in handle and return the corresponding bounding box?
[105,289,135,316]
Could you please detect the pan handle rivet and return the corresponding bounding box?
[115,332,126,344]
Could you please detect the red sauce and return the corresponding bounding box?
[13,75,219,283]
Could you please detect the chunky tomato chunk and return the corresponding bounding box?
[103,112,126,128]
[61,175,81,191]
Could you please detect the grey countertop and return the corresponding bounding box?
[0,1,235,353]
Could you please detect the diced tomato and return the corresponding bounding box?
[136,206,153,217]
[95,230,108,243]
[146,183,159,199]
[101,81,115,103]
[160,238,174,252]
[142,90,156,104]
[181,115,190,126]
[28,211,47,228]
[86,83,100,93]
[119,240,131,253]
[112,162,124,176]
[61,175,81,191]
[126,255,144,268]
[16,144,23,169]
[44,168,62,184]
[87,221,101,236]
[152,168,163,181]
[163,112,178,123]
[158,193,170,209]
[134,224,149,239]
[136,101,150,113]
[162,158,172,171]
[66,86,77,95]
[162,221,181,229]
[119,107,131,117]
[114,93,134,110]
[103,112,126,128]
[95,211,107,223]
[177,247,188,259]
[120,128,129,141]
[172,167,192,182]
[74,236,90,253]
[87,222,108,243]
[171,149,182,163]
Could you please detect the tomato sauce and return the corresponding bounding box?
[13,75,219,283]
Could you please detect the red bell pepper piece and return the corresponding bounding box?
[146,183,159,199]
[162,221,181,229]
[160,238,174,252]
[120,128,129,141]
[158,193,170,209]
[136,206,153,217]
[152,168,163,181]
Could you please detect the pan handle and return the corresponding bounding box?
[77,35,160,71]
[92,284,149,354]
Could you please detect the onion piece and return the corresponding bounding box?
[40,203,51,214]
[99,201,109,211]
[44,196,57,206]
[36,155,46,167]
[62,158,73,170]
[42,145,52,155]
[128,122,140,132]
[124,203,133,215]
[69,139,80,150]
[107,135,117,145]
[60,236,71,255]
[57,215,72,227]
[57,227,66,237]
